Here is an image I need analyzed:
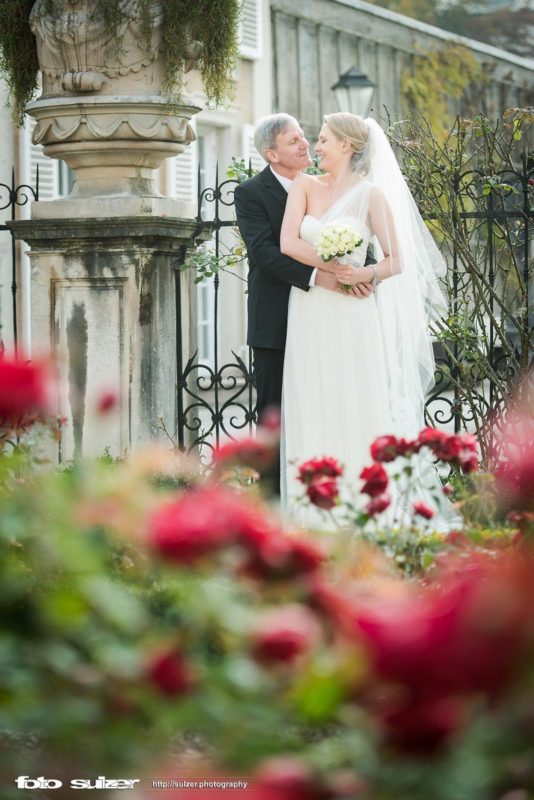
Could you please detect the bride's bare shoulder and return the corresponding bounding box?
[293,172,330,194]
[292,172,321,188]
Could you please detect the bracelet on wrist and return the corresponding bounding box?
[371,264,380,288]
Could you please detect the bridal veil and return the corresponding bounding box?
[358,118,448,438]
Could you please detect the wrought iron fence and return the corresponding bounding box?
[177,156,533,455]
[177,163,257,453]
[423,152,533,456]
[0,168,39,352]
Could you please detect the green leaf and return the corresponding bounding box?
[81,577,147,633]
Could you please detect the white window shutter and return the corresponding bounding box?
[239,0,262,60]
[24,116,59,200]
[173,137,198,206]
[242,125,265,174]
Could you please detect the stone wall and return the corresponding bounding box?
[271,0,534,132]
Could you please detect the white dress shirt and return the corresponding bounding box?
[270,166,317,287]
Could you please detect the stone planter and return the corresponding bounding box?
[11,0,204,459]
[27,0,200,212]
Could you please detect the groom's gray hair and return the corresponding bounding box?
[254,113,299,161]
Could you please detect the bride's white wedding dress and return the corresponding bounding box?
[280,178,461,531]
[281,181,393,526]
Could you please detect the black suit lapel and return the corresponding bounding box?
[259,165,288,210]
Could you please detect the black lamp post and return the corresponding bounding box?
[331,67,376,117]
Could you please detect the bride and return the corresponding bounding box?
[279,112,452,527]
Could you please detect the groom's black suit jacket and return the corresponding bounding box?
[234,165,314,351]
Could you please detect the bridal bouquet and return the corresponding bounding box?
[315,221,364,293]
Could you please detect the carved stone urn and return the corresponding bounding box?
[27,0,200,211]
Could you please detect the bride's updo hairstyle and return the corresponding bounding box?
[323,113,370,174]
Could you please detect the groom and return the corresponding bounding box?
[234,113,374,431]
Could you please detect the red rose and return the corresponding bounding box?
[359,463,388,497]
[417,427,448,449]
[283,536,326,574]
[417,428,479,473]
[365,493,391,515]
[96,390,118,415]
[147,485,274,564]
[146,648,195,696]
[412,500,435,520]
[298,456,343,485]
[433,435,462,461]
[395,437,418,457]
[446,530,469,547]
[442,483,454,496]
[0,356,50,426]
[255,757,319,800]
[382,693,469,755]
[306,579,356,633]
[356,551,534,694]
[370,435,399,463]
[251,604,321,665]
[241,530,325,582]
[495,449,534,513]
[307,475,339,510]
[436,433,478,471]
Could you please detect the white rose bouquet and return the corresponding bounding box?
[315,221,364,293]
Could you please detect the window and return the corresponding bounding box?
[239,0,262,60]
[196,126,218,365]
[58,160,75,197]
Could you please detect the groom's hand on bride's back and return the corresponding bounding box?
[350,283,373,298]
[314,270,373,298]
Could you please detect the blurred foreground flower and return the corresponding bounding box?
[251,604,322,666]
[298,457,344,511]
[147,483,325,581]
[214,435,277,473]
[213,415,280,480]
[347,549,534,752]
[0,353,51,429]
[493,409,534,514]
[96,389,119,415]
[359,463,389,498]
[146,647,196,697]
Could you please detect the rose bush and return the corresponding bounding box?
[1,357,533,800]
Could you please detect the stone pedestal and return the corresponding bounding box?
[10,214,199,461]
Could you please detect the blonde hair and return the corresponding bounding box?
[323,113,369,172]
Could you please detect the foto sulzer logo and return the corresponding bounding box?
[16,778,62,790]
[16,776,140,790]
